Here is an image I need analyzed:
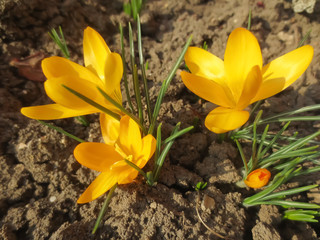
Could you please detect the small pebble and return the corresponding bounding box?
[202,194,216,210]
[49,196,57,202]
[150,202,157,209]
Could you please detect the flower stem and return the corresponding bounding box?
[247,9,252,31]
[137,15,152,123]
[148,35,193,135]
[129,22,144,125]
[119,23,134,113]
[153,123,180,182]
[235,139,248,177]
[92,183,118,234]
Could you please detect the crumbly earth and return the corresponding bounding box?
[1,0,320,239]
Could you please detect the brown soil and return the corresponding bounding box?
[1,0,320,239]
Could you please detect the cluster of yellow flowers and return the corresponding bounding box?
[21,26,313,201]
[21,27,156,203]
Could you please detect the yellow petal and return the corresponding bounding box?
[44,75,107,111]
[185,47,224,80]
[83,27,123,105]
[237,66,262,109]
[181,71,235,108]
[42,56,101,84]
[83,27,110,82]
[253,45,313,102]
[110,160,138,184]
[117,170,138,185]
[74,142,122,172]
[224,28,262,102]
[21,104,96,120]
[116,116,142,157]
[104,52,123,102]
[244,168,271,188]
[205,107,250,133]
[77,171,117,203]
[100,113,120,145]
[250,77,286,103]
[134,134,156,167]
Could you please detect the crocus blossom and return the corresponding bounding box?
[74,115,156,203]
[21,26,123,120]
[244,168,271,188]
[181,28,314,133]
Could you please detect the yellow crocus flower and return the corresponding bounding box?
[74,115,156,203]
[181,28,313,133]
[21,27,123,119]
[244,168,271,189]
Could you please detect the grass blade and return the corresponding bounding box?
[119,23,134,112]
[137,14,152,123]
[148,35,193,134]
[62,84,120,121]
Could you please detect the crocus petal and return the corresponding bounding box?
[21,104,95,120]
[205,107,250,133]
[224,28,262,101]
[252,45,314,102]
[42,56,101,84]
[244,168,271,188]
[44,75,107,111]
[100,113,120,145]
[104,52,123,103]
[77,171,117,204]
[250,77,286,103]
[181,71,235,108]
[237,66,262,109]
[74,142,122,172]
[185,47,224,80]
[83,27,110,81]
[116,116,142,157]
[110,160,139,184]
[134,134,156,167]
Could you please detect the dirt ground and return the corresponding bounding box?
[1,0,320,239]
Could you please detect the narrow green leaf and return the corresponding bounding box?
[259,104,320,124]
[153,123,180,182]
[259,121,291,158]
[257,124,269,159]
[297,29,312,48]
[62,84,120,121]
[250,200,320,209]
[92,183,118,234]
[259,184,318,201]
[137,14,152,123]
[154,123,162,166]
[49,27,70,59]
[235,139,248,176]
[37,120,85,143]
[247,9,252,30]
[119,23,134,113]
[163,125,194,144]
[269,131,320,158]
[96,87,146,134]
[148,35,193,135]
[124,159,147,180]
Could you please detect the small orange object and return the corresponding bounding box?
[244,168,271,189]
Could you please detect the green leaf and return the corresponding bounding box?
[259,184,318,201]
[62,84,120,121]
[92,183,118,234]
[148,35,193,135]
[37,120,85,143]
